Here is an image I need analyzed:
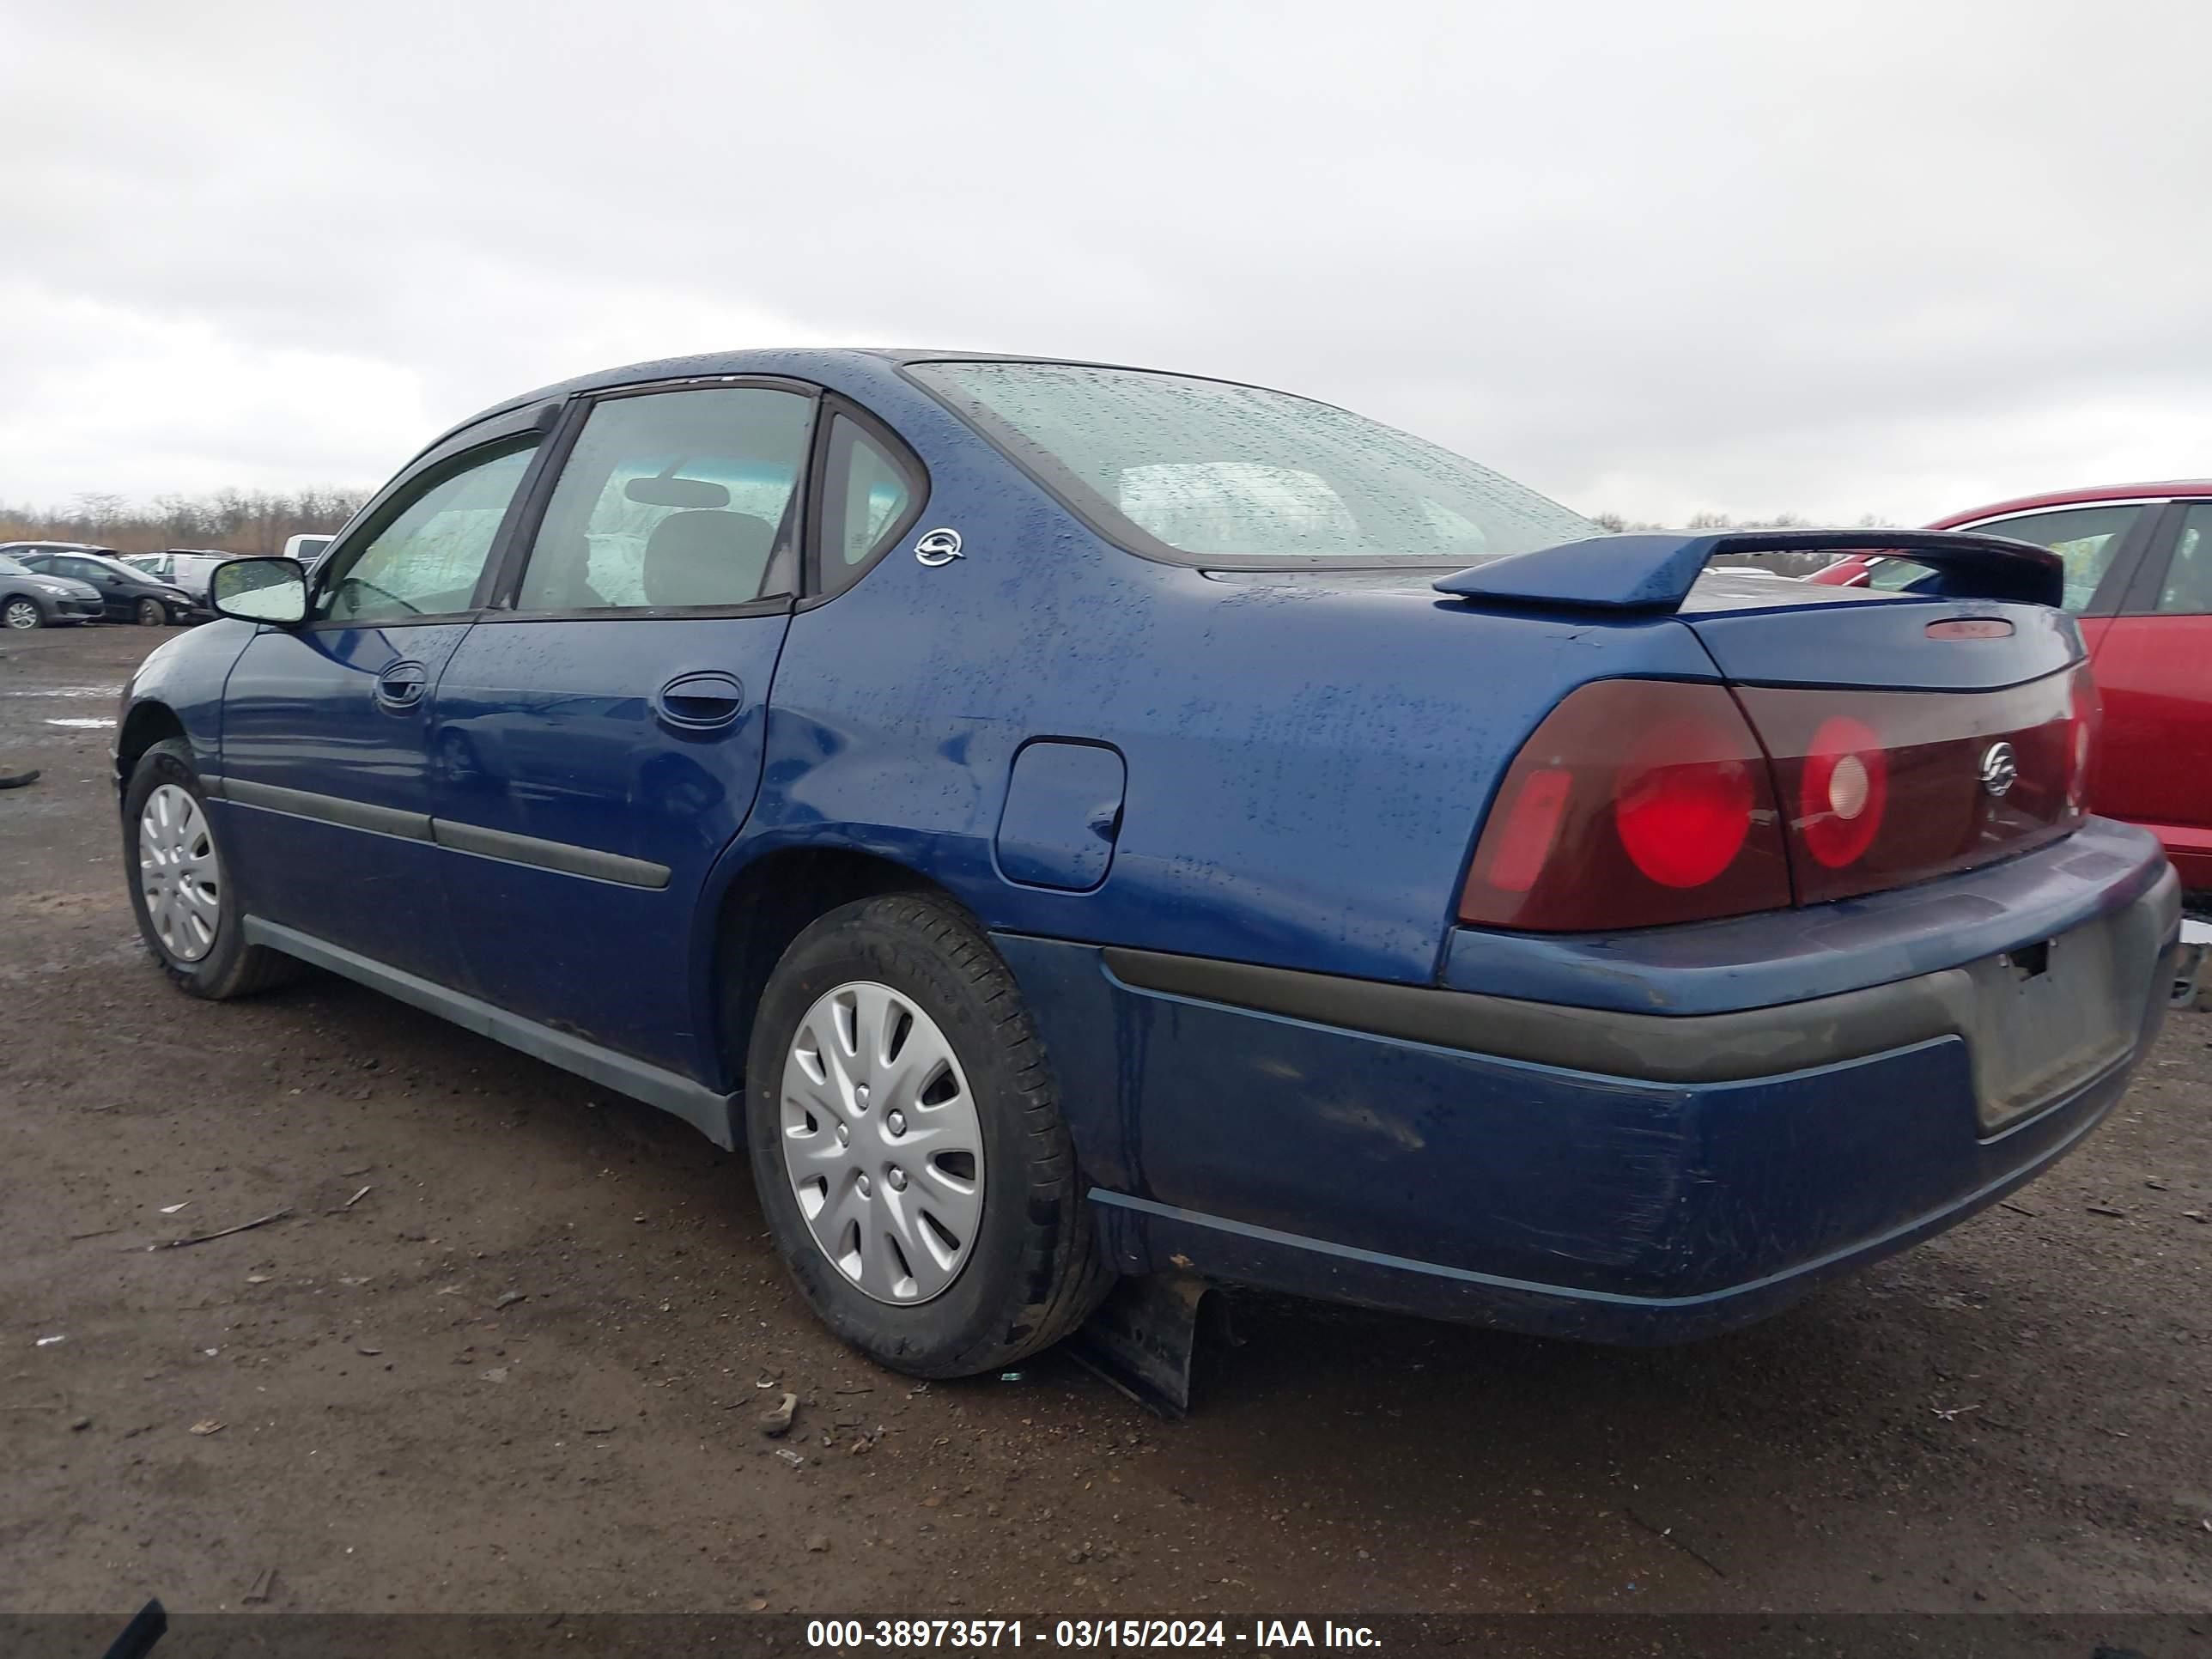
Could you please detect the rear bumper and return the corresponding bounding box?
[1001,820,2180,1344]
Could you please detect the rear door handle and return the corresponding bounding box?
[374,662,429,712]
[653,671,744,732]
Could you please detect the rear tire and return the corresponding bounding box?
[135,598,166,626]
[744,893,1113,1377]
[3,597,41,629]
[124,738,301,999]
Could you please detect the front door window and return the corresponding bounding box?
[319,442,538,624]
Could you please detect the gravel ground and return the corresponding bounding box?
[2,623,2208,1618]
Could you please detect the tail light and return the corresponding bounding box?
[1459,680,1793,931]
[1737,664,2089,907]
[1460,666,2094,933]
[1794,716,1887,870]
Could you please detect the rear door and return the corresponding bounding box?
[423,380,819,1073]
[2085,500,2212,883]
[215,412,550,984]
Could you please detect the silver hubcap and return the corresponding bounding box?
[139,783,221,963]
[3,599,35,629]
[780,981,985,1305]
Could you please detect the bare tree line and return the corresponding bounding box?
[0,488,370,558]
[1591,510,1903,576]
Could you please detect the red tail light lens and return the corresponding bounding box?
[1796,716,1888,868]
[1482,768,1572,893]
[2068,668,2101,811]
[1614,715,1760,887]
[1735,664,2088,907]
[1461,665,2095,934]
[1460,680,1793,932]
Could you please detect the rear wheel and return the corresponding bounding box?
[135,598,166,626]
[744,893,1112,1376]
[3,598,41,629]
[124,738,301,999]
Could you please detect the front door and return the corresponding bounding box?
[215,432,544,984]
[426,382,817,1075]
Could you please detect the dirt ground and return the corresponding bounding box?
[2,622,2209,1620]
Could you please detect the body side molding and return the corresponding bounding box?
[215,779,671,888]
[431,818,672,890]
[224,778,433,842]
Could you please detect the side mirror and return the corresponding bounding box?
[209,556,308,624]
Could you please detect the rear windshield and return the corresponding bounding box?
[909,362,1598,566]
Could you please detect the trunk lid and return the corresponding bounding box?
[1679,580,2081,692]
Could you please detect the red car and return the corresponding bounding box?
[1811,482,2212,890]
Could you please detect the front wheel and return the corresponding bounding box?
[135,598,167,626]
[3,597,41,629]
[123,738,301,999]
[744,893,1112,1376]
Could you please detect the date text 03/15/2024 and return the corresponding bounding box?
[804,1620,1382,1650]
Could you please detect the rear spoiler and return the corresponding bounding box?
[1432,528,2064,612]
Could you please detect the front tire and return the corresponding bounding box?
[744,893,1112,1377]
[123,738,300,999]
[3,597,42,629]
[135,598,166,627]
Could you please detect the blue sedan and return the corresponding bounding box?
[117,351,2181,1377]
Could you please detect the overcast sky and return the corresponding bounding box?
[4,0,2208,525]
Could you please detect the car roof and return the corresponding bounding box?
[1931,480,2212,526]
[414,347,1195,471]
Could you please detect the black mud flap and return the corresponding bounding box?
[1066,1271,1224,1417]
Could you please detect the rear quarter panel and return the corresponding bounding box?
[738,364,1720,987]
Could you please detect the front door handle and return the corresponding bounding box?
[374,661,429,712]
[653,671,744,732]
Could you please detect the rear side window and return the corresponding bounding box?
[816,415,920,580]
[1972,503,2142,612]
[2160,506,2212,615]
[319,441,538,623]
[515,386,814,612]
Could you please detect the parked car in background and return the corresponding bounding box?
[9,547,198,625]
[283,533,334,568]
[120,550,238,604]
[0,539,124,562]
[0,553,104,629]
[1810,483,2212,890]
[117,350,2179,1380]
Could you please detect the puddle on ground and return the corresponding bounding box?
[44,717,117,728]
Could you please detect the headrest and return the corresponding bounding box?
[641,510,776,607]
